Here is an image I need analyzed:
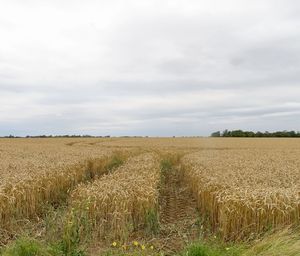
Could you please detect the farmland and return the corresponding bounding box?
[182,148,300,240]
[1,137,300,255]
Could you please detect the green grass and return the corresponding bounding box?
[160,159,173,172]
[242,228,300,256]
[99,244,159,256]
[180,241,244,256]
[160,155,178,185]
[1,237,52,256]
[0,236,85,256]
[85,152,125,181]
[145,208,159,235]
[179,228,300,256]
[105,155,124,171]
[3,229,300,256]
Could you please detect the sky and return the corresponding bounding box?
[0,0,300,136]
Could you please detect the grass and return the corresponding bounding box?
[242,228,300,256]
[105,155,124,171]
[3,228,300,256]
[94,239,243,256]
[180,242,244,256]
[1,236,85,256]
[160,153,181,173]
[145,208,159,235]
[160,159,173,172]
[1,237,52,256]
[98,240,159,256]
[159,154,179,190]
[177,228,300,256]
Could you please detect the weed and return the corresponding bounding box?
[105,155,124,171]
[182,242,243,256]
[1,237,51,256]
[160,159,172,173]
[60,210,86,256]
[145,208,159,235]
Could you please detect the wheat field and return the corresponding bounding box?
[70,152,161,240]
[1,137,300,253]
[0,138,135,232]
[181,145,300,240]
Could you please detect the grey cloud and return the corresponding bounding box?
[1,0,300,136]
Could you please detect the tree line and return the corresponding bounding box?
[211,130,300,137]
[0,135,111,138]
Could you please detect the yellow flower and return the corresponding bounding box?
[133,241,139,246]
[150,245,154,250]
[226,247,230,251]
[112,241,117,247]
[141,245,146,250]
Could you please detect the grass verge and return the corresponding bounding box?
[179,240,244,256]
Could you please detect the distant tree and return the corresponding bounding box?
[213,129,300,138]
[255,131,263,137]
[230,130,245,137]
[211,131,221,137]
[222,129,229,137]
[245,131,255,137]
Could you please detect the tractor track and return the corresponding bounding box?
[156,164,200,254]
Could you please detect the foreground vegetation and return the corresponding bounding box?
[3,228,300,256]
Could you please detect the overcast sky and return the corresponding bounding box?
[1,0,300,136]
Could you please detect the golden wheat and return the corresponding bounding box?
[2,137,300,243]
[69,152,161,241]
[0,138,134,231]
[181,148,300,240]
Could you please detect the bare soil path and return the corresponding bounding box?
[155,164,200,255]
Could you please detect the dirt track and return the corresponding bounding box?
[157,164,199,254]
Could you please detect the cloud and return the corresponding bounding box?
[0,0,300,136]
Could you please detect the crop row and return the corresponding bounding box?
[69,152,161,241]
[181,149,300,240]
[0,146,131,238]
